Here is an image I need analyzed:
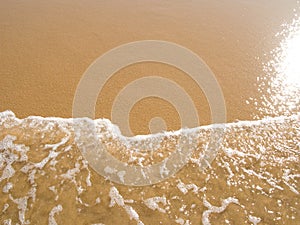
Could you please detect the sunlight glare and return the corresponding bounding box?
[280,23,300,86]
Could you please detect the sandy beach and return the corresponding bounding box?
[0,0,300,224]
[0,0,298,130]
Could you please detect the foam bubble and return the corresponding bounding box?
[0,111,299,224]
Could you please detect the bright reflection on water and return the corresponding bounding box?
[257,16,300,118]
[277,18,300,87]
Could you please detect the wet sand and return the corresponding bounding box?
[0,0,300,224]
[0,0,298,133]
[0,111,299,224]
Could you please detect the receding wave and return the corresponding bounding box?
[0,111,299,224]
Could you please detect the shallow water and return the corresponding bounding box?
[0,0,299,128]
[0,111,299,224]
[1,0,300,224]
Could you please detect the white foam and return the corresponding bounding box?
[2,203,9,212]
[109,186,144,224]
[3,219,12,225]
[60,162,80,181]
[48,205,63,225]
[282,169,300,195]
[104,166,117,174]
[2,182,13,193]
[202,196,239,225]
[1,110,299,144]
[248,215,261,225]
[175,218,190,225]
[176,179,199,195]
[95,197,101,204]
[242,168,284,191]
[144,196,167,213]
[0,164,15,183]
[9,195,29,224]
[117,171,126,183]
[223,148,259,159]
[0,110,299,224]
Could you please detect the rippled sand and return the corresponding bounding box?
[0,111,299,224]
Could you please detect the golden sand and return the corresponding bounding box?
[0,0,300,224]
[1,0,297,128]
[0,112,299,224]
